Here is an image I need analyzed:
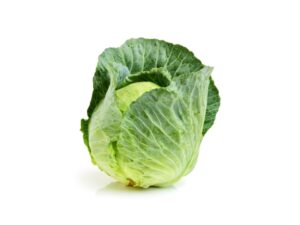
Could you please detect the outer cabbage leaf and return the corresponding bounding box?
[87,38,204,117]
[87,77,126,182]
[203,78,220,135]
[116,67,212,187]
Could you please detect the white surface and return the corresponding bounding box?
[0,0,299,224]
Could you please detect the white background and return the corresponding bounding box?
[0,0,299,224]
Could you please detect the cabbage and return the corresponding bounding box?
[81,38,220,188]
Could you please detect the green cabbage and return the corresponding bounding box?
[81,38,220,188]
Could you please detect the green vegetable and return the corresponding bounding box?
[81,38,220,188]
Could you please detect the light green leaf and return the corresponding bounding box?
[88,78,126,182]
[116,67,211,187]
[115,81,160,113]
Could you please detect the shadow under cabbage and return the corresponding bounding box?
[78,169,178,195]
[97,181,177,195]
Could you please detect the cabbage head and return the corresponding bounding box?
[81,38,220,188]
